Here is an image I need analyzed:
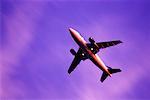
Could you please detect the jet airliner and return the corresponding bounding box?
[68,28,122,82]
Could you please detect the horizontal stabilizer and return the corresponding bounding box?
[100,72,109,82]
[100,67,121,82]
[107,67,121,74]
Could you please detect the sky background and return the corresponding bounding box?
[1,0,150,100]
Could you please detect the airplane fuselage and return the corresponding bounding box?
[69,28,112,76]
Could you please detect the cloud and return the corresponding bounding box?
[1,1,150,99]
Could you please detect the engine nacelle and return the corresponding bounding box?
[89,37,95,44]
[70,49,76,55]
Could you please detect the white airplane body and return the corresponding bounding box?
[68,28,122,82]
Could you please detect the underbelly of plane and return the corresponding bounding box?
[77,38,110,74]
[86,49,110,75]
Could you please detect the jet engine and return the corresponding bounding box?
[88,37,99,54]
[89,37,95,44]
[70,49,76,55]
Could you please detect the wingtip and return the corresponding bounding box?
[68,70,71,74]
[100,80,104,83]
[119,40,123,43]
[119,69,122,72]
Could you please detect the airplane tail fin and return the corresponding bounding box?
[100,67,121,82]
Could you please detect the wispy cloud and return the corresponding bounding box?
[1,1,150,100]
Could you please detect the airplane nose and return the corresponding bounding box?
[69,28,75,36]
[69,28,72,30]
[69,28,74,33]
[69,28,81,39]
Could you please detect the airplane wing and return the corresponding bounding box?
[96,40,122,49]
[68,48,83,74]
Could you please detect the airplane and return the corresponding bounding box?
[68,28,122,82]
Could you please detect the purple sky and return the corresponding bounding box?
[1,0,150,100]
